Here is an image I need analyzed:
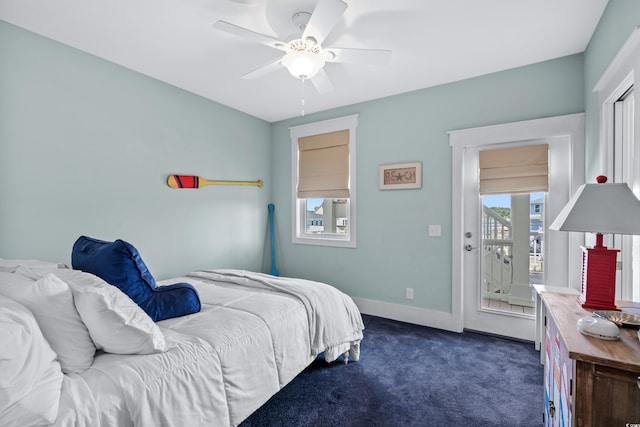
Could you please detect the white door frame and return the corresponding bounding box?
[448,113,585,336]
[593,27,640,301]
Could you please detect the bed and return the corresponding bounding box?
[0,239,364,427]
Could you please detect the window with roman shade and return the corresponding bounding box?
[297,130,349,198]
[479,144,549,195]
[289,114,358,248]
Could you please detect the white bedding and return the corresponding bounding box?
[186,269,364,362]
[79,329,227,426]
[46,269,364,427]
[51,374,98,427]
[158,269,363,425]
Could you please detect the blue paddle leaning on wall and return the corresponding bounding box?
[268,203,279,276]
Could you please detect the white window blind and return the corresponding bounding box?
[479,144,549,194]
[297,130,350,198]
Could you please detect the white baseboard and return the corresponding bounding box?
[352,297,462,333]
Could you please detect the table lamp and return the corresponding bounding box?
[549,176,640,310]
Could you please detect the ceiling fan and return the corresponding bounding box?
[213,0,392,94]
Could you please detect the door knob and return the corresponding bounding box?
[465,244,476,252]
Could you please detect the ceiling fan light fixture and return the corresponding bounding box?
[281,49,325,79]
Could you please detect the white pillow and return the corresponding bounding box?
[0,258,68,273]
[0,271,36,288]
[54,269,167,355]
[13,265,64,280]
[0,295,63,426]
[0,272,96,374]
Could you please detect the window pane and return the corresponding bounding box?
[303,198,349,236]
[480,192,544,313]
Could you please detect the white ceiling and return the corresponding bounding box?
[0,0,608,122]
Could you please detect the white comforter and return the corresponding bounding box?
[187,269,364,361]
[63,269,363,427]
[62,329,225,426]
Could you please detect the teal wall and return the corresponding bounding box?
[0,21,272,279]
[584,0,640,179]
[2,0,636,318]
[271,54,585,313]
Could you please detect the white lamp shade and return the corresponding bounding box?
[549,182,640,235]
[281,50,325,79]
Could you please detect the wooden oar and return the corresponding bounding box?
[167,175,263,188]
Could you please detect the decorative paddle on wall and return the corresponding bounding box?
[268,203,279,276]
[167,175,263,188]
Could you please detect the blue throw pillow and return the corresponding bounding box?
[71,236,200,321]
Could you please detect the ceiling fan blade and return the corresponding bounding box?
[241,57,283,80]
[213,20,288,51]
[326,48,392,65]
[310,69,334,94]
[302,0,347,46]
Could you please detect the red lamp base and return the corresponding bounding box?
[579,234,619,311]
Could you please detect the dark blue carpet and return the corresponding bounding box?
[240,314,543,427]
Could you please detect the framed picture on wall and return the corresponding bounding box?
[379,161,422,190]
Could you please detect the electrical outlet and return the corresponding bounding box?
[428,224,441,237]
[405,288,414,300]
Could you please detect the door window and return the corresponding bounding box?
[481,193,544,315]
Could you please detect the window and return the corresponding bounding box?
[481,192,546,308]
[290,115,358,247]
[478,144,549,311]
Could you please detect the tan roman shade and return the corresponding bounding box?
[297,130,350,198]
[479,144,548,194]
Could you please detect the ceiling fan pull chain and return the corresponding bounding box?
[301,78,306,116]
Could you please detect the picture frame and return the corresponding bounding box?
[379,161,422,190]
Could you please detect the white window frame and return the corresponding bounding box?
[289,114,358,248]
[593,27,640,301]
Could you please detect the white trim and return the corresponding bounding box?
[593,27,640,301]
[594,26,639,183]
[449,113,586,147]
[593,26,640,94]
[289,114,359,137]
[352,296,460,333]
[448,113,585,338]
[290,114,358,248]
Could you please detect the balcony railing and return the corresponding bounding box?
[482,206,513,299]
[481,206,543,306]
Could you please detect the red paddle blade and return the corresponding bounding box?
[167,175,199,188]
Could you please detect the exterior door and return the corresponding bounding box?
[449,114,584,341]
[461,145,541,340]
